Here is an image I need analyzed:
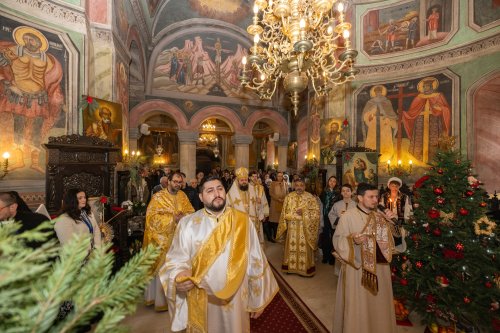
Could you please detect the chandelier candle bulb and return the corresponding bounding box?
[387,160,391,172]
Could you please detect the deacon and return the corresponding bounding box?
[276,176,320,277]
[227,167,267,245]
[160,175,278,332]
[332,183,406,333]
[143,171,194,311]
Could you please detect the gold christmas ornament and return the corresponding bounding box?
[474,216,496,236]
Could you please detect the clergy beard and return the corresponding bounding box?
[238,184,249,191]
[205,197,226,212]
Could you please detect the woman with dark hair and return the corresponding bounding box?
[54,188,101,249]
[319,176,340,264]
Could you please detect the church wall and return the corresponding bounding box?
[0,2,87,206]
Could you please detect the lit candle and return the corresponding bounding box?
[398,160,402,166]
[312,154,316,159]
[136,151,141,156]
[2,152,10,161]
[132,151,136,156]
[242,56,247,66]
[337,2,344,12]
[304,155,308,160]
[387,160,391,172]
[253,4,259,14]
[409,160,413,172]
[123,149,129,156]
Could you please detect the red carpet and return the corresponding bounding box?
[251,264,330,333]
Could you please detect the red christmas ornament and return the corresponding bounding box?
[485,281,493,288]
[455,242,464,251]
[463,296,471,304]
[416,261,423,269]
[433,228,442,236]
[411,234,420,242]
[465,190,474,197]
[480,202,487,207]
[459,207,469,216]
[433,187,444,195]
[400,278,408,286]
[436,197,446,205]
[471,182,479,189]
[437,168,444,174]
[86,96,93,103]
[428,209,440,219]
[426,294,435,303]
[456,159,461,164]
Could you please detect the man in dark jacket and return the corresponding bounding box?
[0,192,52,248]
[182,178,203,211]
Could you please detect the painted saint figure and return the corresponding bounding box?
[402,77,451,164]
[427,7,440,40]
[0,26,64,173]
[362,85,398,163]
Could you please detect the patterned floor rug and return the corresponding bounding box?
[251,264,330,333]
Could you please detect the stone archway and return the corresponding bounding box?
[129,99,188,129]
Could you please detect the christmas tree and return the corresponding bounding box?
[0,220,159,333]
[392,146,499,331]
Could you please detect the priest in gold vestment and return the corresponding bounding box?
[143,172,194,311]
[276,177,320,277]
[159,176,278,333]
[227,167,267,246]
[332,183,406,333]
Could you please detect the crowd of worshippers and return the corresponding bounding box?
[0,170,413,333]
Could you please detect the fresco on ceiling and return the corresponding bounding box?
[362,0,453,56]
[114,0,130,41]
[472,0,500,28]
[154,1,252,35]
[147,0,162,17]
[152,33,256,99]
[0,17,68,180]
[355,73,454,169]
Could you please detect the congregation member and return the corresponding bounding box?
[183,178,203,210]
[332,183,406,333]
[268,171,288,242]
[319,175,340,265]
[159,175,278,332]
[276,176,320,277]
[227,167,267,245]
[328,183,356,230]
[0,191,51,248]
[143,171,194,311]
[380,176,413,225]
[54,189,102,251]
[151,176,168,195]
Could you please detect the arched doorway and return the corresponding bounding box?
[138,113,179,168]
[251,121,275,171]
[196,118,233,174]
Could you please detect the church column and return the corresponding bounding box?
[277,137,289,172]
[232,134,253,169]
[128,127,139,154]
[178,130,199,180]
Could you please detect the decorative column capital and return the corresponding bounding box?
[177,130,199,143]
[232,134,253,145]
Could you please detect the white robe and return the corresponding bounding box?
[159,208,278,333]
[226,183,268,245]
[332,207,400,333]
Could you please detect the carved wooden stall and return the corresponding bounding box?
[44,134,120,214]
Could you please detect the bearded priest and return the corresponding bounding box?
[276,176,320,277]
[159,175,278,332]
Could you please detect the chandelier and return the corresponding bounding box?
[199,119,218,146]
[240,0,358,114]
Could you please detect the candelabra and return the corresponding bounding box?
[0,152,10,180]
[240,0,358,115]
[387,159,413,178]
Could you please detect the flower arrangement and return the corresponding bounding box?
[132,201,147,216]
